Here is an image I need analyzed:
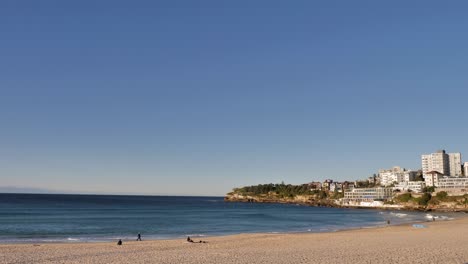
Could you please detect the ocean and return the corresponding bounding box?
[0,193,456,243]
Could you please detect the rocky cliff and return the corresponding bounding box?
[224,192,339,207]
[225,192,468,212]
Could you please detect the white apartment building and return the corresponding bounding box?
[437,177,468,195]
[421,150,462,176]
[424,171,444,187]
[393,181,426,193]
[464,162,468,177]
[403,171,417,182]
[449,153,462,176]
[378,166,417,186]
[379,171,401,186]
[343,187,393,203]
[422,150,449,176]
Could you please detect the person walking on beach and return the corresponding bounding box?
[137,233,142,241]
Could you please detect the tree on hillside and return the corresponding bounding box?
[318,190,328,199]
[395,193,412,203]
[422,186,435,193]
[234,183,314,197]
[436,191,448,200]
[418,193,432,206]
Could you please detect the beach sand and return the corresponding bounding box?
[1,216,468,264]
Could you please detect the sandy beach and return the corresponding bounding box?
[1,216,468,264]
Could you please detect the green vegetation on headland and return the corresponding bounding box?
[232,183,314,198]
[227,183,343,207]
[225,183,468,212]
[393,191,468,207]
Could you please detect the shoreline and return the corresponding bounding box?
[0,217,458,245]
[2,217,468,263]
[225,199,468,213]
[1,212,464,245]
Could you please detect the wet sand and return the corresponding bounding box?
[1,216,468,264]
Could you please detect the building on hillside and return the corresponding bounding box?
[436,177,468,195]
[343,187,393,203]
[421,150,462,177]
[424,171,444,187]
[448,153,462,176]
[367,174,379,185]
[393,181,426,193]
[403,171,418,182]
[379,166,403,186]
[322,179,333,191]
[308,182,322,191]
[464,162,468,177]
[341,181,355,191]
[422,150,450,176]
[378,166,417,186]
[329,182,344,193]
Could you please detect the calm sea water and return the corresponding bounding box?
[0,193,456,243]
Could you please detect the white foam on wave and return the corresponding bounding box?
[390,212,407,217]
[185,234,206,237]
[437,215,453,220]
[425,214,454,221]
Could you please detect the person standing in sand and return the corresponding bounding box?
[137,233,142,241]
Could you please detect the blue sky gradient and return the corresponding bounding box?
[1,1,468,195]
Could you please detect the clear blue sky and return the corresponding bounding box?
[1,1,467,196]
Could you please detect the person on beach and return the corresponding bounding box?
[387,220,390,225]
[117,239,122,246]
[187,236,207,243]
[137,233,142,241]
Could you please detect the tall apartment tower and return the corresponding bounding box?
[421,150,462,176]
[421,150,449,175]
[464,162,468,176]
[448,153,462,176]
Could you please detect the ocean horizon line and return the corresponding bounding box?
[0,191,224,198]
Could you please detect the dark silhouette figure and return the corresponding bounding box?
[187,236,207,243]
[117,239,122,246]
[387,220,390,225]
[137,233,142,241]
